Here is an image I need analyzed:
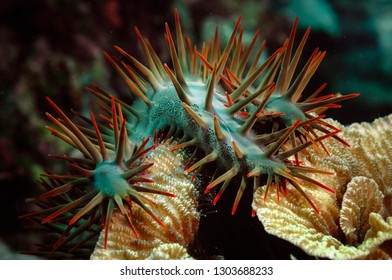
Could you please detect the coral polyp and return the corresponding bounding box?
[21,9,360,256]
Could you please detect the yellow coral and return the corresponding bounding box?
[340,177,386,246]
[252,114,392,259]
[147,243,194,260]
[90,143,199,260]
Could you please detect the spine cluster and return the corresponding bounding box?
[20,9,359,256]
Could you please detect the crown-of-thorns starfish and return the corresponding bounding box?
[21,97,175,251]
[97,9,358,215]
[21,9,359,255]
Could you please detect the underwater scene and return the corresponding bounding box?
[0,0,391,260]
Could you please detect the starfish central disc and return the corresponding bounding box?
[94,162,129,198]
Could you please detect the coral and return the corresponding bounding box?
[252,115,392,259]
[147,243,194,260]
[309,114,392,204]
[91,143,199,260]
